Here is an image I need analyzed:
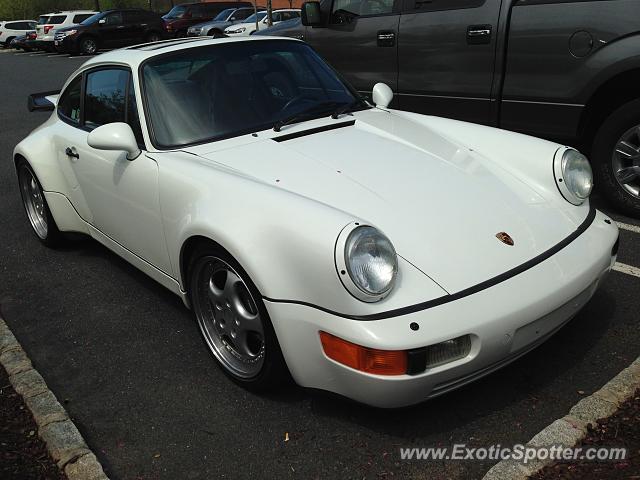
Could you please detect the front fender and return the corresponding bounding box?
[157,152,447,316]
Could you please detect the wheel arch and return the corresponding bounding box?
[579,67,640,152]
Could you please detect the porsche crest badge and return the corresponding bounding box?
[496,232,514,246]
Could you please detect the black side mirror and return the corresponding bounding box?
[28,90,59,112]
[301,2,322,26]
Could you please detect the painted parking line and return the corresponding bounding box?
[617,221,640,235]
[613,262,640,278]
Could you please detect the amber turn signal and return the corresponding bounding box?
[319,331,407,375]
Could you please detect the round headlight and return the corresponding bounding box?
[344,226,397,299]
[554,149,593,204]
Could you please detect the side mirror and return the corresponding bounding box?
[372,83,393,109]
[98,18,106,24]
[301,2,322,26]
[28,90,59,112]
[87,122,141,160]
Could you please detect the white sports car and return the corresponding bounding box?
[15,37,618,408]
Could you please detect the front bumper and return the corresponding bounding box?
[266,209,619,408]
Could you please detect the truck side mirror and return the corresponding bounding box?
[301,2,322,26]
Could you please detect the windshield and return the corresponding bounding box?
[214,8,235,21]
[142,41,363,148]
[81,12,104,25]
[163,5,188,19]
[244,11,267,23]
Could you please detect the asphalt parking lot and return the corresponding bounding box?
[1,48,639,480]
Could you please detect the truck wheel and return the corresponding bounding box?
[592,98,640,218]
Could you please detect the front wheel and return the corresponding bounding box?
[16,159,64,247]
[188,246,290,391]
[592,98,640,218]
[79,37,98,55]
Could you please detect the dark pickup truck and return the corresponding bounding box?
[260,0,640,216]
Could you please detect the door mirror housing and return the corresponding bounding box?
[301,2,322,26]
[372,83,393,109]
[87,122,141,160]
[98,18,106,24]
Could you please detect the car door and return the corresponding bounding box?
[53,67,171,274]
[99,11,130,47]
[304,0,400,97]
[122,10,146,43]
[397,0,502,124]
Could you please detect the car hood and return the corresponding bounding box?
[189,110,586,294]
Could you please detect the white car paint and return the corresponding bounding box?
[224,9,300,36]
[35,11,97,46]
[14,37,619,407]
[0,20,36,45]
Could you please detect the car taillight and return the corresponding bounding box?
[44,25,53,34]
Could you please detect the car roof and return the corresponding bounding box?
[40,11,98,16]
[80,36,300,69]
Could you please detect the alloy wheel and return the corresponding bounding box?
[19,165,48,239]
[192,256,265,378]
[612,124,640,198]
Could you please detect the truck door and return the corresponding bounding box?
[397,0,502,125]
[305,0,400,97]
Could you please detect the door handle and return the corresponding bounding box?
[377,30,395,47]
[117,25,125,29]
[65,147,79,159]
[467,25,492,44]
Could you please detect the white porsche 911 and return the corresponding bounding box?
[15,37,618,408]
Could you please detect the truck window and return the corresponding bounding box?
[332,0,394,19]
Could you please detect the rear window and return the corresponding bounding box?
[38,16,50,25]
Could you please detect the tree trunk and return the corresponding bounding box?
[266,0,273,27]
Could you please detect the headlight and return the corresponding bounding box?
[335,224,398,302]
[63,29,77,36]
[554,148,593,205]
[226,27,245,34]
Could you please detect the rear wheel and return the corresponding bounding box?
[188,245,290,391]
[4,37,15,48]
[79,37,98,55]
[16,159,64,247]
[592,98,640,218]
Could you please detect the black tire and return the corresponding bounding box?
[79,36,98,55]
[208,29,223,38]
[145,32,161,43]
[188,243,291,391]
[4,37,15,48]
[16,158,64,247]
[592,98,640,218]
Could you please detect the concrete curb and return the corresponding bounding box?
[0,315,109,480]
[482,356,640,479]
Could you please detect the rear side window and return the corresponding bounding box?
[233,9,253,20]
[84,69,129,129]
[73,14,93,23]
[48,15,67,24]
[38,16,50,25]
[58,76,82,124]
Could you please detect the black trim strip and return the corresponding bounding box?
[263,206,597,321]
[271,120,355,142]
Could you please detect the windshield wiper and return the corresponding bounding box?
[273,101,343,132]
[330,100,364,119]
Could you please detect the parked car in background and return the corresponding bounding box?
[55,9,165,55]
[187,7,263,37]
[224,9,300,36]
[9,31,36,51]
[163,2,252,37]
[271,0,640,217]
[0,20,37,47]
[254,17,302,39]
[36,11,98,52]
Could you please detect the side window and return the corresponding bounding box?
[104,12,123,25]
[234,9,252,20]
[49,15,67,25]
[73,14,92,23]
[191,5,204,18]
[401,0,484,12]
[84,69,128,130]
[58,75,82,124]
[124,11,144,23]
[332,0,393,20]
[127,77,144,146]
[6,22,20,30]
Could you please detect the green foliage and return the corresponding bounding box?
[0,0,175,20]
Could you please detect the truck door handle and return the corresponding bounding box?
[467,25,492,44]
[377,30,395,47]
[65,147,79,159]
